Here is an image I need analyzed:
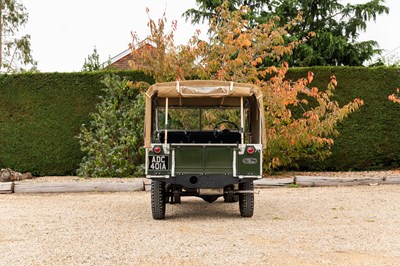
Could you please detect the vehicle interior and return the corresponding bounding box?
[144,80,266,149]
[154,108,246,145]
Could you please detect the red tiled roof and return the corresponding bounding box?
[110,53,134,70]
[107,44,155,70]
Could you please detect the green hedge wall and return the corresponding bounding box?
[1,67,399,175]
[0,71,153,175]
[286,66,400,171]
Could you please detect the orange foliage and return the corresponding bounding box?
[389,89,400,104]
[307,71,314,84]
[130,0,364,171]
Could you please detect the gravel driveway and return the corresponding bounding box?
[1,185,400,265]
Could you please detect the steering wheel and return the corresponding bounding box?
[213,120,240,137]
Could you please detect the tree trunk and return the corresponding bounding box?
[0,182,13,193]
[0,168,33,182]
[13,181,145,193]
[0,168,11,182]
[294,175,383,187]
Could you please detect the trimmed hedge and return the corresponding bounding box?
[0,67,399,175]
[286,66,400,171]
[0,71,153,175]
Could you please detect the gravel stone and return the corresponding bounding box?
[1,177,400,265]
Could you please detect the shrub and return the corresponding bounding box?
[0,71,152,176]
[78,75,148,177]
[287,66,400,171]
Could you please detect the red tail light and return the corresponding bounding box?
[153,145,162,154]
[247,146,255,154]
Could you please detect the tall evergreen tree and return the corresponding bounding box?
[184,0,389,66]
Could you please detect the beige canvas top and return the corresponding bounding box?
[144,80,266,148]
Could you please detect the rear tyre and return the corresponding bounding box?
[239,181,254,217]
[151,180,166,220]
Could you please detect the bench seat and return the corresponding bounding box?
[159,131,240,144]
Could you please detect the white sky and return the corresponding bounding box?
[22,0,399,72]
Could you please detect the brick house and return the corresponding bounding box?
[106,43,155,70]
[107,49,132,70]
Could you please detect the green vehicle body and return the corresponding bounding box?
[147,142,262,187]
[144,80,266,219]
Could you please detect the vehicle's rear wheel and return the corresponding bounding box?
[151,180,166,220]
[239,181,254,217]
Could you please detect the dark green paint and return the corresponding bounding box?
[236,150,261,176]
[174,145,234,174]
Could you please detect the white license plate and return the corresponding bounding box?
[148,156,169,170]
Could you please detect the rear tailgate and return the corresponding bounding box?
[173,144,236,175]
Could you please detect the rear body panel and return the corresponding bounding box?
[174,144,235,175]
[146,143,262,188]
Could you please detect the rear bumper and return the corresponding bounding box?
[147,174,261,189]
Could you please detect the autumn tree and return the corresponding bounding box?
[184,0,389,66]
[0,0,36,72]
[130,1,363,171]
[129,9,196,83]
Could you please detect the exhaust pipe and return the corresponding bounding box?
[197,189,259,195]
[234,190,260,194]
